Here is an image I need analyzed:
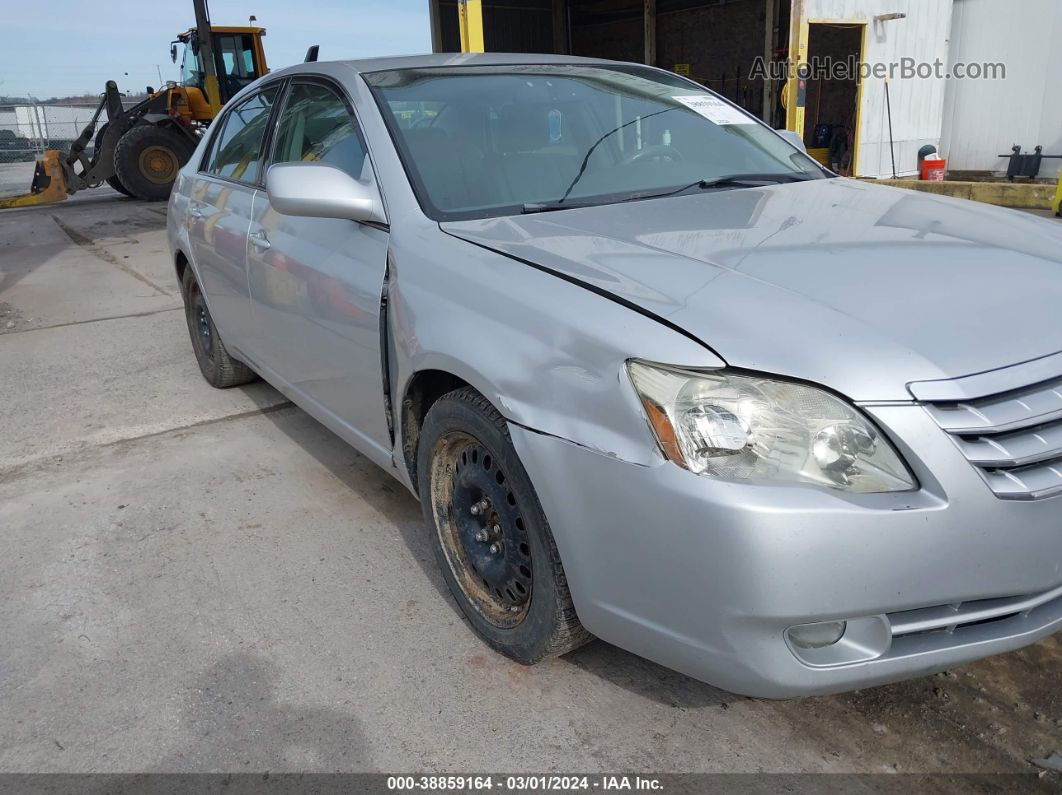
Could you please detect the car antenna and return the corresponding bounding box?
[304,45,319,63]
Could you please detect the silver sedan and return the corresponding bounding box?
[167,53,1062,698]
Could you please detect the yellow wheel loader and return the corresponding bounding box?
[0,0,267,209]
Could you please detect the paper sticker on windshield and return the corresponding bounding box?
[672,95,757,125]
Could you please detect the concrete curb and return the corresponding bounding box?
[874,179,1055,210]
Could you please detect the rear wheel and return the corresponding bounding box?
[181,267,257,388]
[418,387,591,663]
[115,124,195,201]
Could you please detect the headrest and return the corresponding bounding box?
[495,104,558,153]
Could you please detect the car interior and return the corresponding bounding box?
[375,69,819,217]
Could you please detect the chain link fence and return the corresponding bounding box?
[0,100,141,164]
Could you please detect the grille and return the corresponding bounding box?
[888,583,1062,638]
[924,374,1062,500]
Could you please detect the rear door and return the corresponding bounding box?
[186,84,280,354]
[247,78,392,453]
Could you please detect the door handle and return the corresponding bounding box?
[249,232,271,250]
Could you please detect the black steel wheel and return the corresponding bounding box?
[181,267,257,389]
[432,431,534,627]
[418,387,591,663]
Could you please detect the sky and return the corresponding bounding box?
[0,0,432,99]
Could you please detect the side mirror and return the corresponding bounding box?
[170,43,178,64]
[266,162,386,224]
[775,129,808,154]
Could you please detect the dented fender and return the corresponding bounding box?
[385,221,725,481]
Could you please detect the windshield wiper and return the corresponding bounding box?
[615,173,811,203]
[553,106,677,206]
[698,173,812,188]
[521,199,608,213]
[522,173,811,213]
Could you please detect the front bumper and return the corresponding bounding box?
[509,404,1062,698]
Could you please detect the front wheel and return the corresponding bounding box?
[418,387,592,663]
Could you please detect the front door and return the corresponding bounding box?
[247,79,392,453]
[187,85,280,354]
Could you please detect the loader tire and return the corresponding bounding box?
[106,175,134,197]
[114,124,194,201]
[93,124,132,197]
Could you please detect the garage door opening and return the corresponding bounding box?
[431,0,795,127]
[802,22,864,175]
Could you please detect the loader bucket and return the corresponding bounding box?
[0,151,69,210]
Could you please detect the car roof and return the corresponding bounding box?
[272,52,626,78]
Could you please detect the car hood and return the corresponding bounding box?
[442,178,1062,401]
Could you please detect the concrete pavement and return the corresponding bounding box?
[0,193,1059,778]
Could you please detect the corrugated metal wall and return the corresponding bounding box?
[432,0,1060,181]
[940,0,1062,179]
[804,0,953,178]
[435,0,462,51]
[484,0,555,53]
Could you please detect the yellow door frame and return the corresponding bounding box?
[788,16,866,177]
[458,0,485,53]
[784,14,809,138]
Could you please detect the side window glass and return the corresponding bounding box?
[206,85,278,183]
[272,82,368,180]
[214,34,258,99]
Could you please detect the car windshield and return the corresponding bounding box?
[364,64,827,221]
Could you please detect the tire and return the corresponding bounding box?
[93,124,133,197]
[91,125,131,198]
[114,123,195,201]
[418,387,591,663]
[106,175,134,197]
[181,267,257,388]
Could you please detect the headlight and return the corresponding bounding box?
[627,361,916,493]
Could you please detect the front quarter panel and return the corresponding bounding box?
[389,222,724,472]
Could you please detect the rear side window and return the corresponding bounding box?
[271,82,368,180]
[205,85,279,184]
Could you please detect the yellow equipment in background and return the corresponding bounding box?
[0,0,267,209]
[1054,170,1062,217]
[457,0,485,53]
[0,152,67,209]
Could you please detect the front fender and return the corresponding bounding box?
[389,225,724,469]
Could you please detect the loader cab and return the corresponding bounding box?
[174,26,268,114]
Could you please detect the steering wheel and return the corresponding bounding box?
[620,144,685,166]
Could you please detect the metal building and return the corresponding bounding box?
[429,0,1060,179]
[941,0,1062,180]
